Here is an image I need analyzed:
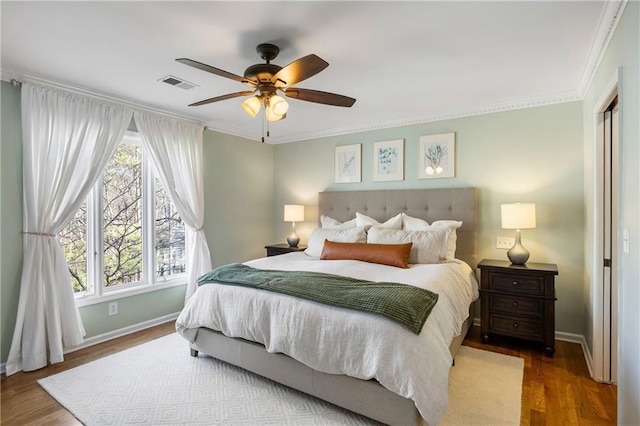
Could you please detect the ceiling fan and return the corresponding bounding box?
[176,43,356,123]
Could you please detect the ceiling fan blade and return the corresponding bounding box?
[188,90,255,107]
[176,58,257,87]
[271,54,329,87]
[283,88,356,107]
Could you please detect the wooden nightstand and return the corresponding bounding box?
[477,259,558,357]
[265,243,307,257]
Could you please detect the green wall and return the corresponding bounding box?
[0,81,274,365]
[203,129,274,266]
[582,2,639,423]
[273,101,586,335]
[1,82,24,366]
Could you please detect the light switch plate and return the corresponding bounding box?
[497,236,515,249]
[623,228,630,254]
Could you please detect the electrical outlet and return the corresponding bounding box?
[108,302,118,316]
[496,236,515,249]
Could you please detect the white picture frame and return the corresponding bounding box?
[373,139,404,182]
[418,132,455,179]
[334,144,361,183]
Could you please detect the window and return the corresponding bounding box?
[58,132,186,302]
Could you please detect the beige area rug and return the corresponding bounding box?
[39,333,523,425]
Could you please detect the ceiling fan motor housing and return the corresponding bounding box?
[244,63,282,83]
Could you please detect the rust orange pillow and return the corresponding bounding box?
[320,240,413,268]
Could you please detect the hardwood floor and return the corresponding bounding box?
[463,326,617,425]
[1,323,616,425]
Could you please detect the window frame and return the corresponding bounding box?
[73,131,188,307]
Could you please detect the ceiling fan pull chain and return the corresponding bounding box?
[266,117,271,140]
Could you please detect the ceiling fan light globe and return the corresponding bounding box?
[265,107,285,122]
[241,96,261,117]
[270,95,289,116]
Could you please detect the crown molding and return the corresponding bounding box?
[577,0,627,98]
[202,120,261,141]
[217,89,582,144]
[0,70,203,126]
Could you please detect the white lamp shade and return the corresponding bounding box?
[284,204,304,222]
[501,203,536,229]
[241,96,262,117]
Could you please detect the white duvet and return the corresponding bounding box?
[176,252,479,425]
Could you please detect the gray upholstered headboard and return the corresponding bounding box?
[318,188,478,269]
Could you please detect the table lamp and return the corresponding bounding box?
[284,204,304,247]
[501,203,536,265]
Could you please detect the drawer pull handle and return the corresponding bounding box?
[512,281,519,287]
[512,301,519,308]
[512,322,519,329]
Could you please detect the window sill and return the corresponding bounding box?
[74,279,187,308]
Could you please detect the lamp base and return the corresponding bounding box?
[287,232,300,247]
[507,230,530,265]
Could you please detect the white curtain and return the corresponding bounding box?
[133,111,211,301]
[6,84,133,375]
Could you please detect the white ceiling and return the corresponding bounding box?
[1,1,612,143]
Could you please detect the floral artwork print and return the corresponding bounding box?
[424,143,447,175]
[339,152,356,176]
[419,133,455,179]
[373,139,404,181]
[334,144,361,183]
[377,146,398,175]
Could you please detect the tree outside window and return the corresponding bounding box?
[58,132,186,297]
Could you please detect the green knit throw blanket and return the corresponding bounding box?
[198,263,438,334]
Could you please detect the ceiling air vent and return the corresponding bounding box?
[159,75,198,90]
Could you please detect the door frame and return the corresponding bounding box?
[591,68,620,384]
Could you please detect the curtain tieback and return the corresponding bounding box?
[22,231,56,237]
[193,226,204,232]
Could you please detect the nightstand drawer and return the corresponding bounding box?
[489,272,544,295]
[490,294,543,317]
[489,313,544,341]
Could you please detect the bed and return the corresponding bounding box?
[176,188,478,425]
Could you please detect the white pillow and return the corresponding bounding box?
[305,227,367,257]
[367,227,448,264]
[355,212,403,230]
[431,220,462,261]
[320,215,357,229]
[401,213,430,230]
[401,214,462,261]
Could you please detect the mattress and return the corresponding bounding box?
[176,252,479,425]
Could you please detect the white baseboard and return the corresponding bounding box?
[556,331,596,380]
[1,312,179,376]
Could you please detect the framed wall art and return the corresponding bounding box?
[373,139,404,182]
[418,132,455,179]
[334,143,361,183]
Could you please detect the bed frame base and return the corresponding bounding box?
[190,313,472,426]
